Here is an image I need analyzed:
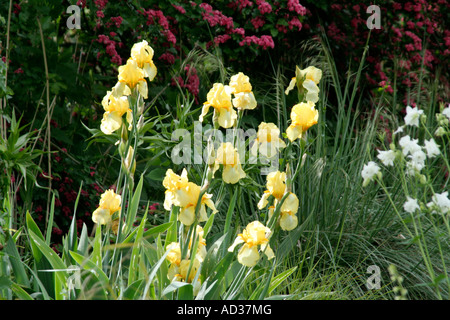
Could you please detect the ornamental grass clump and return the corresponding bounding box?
[362,103,450,299]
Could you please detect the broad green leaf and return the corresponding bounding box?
[92,224,102,268]
[268,266,297,296]
[165,206,179,249]
[77,223,89,256]
[28,229,68,291]
[11,282,33,300]
[142,222,173,240]
[123,279,145,300]
[162,281,193,299]
[69,251,110,286]
[4,234,30,287]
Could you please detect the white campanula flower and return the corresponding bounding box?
[424,139,440,158]
[406,150,426,175]
[427,192,450,215]
[361,161,381,187]
[404,106,424,127]
[399,135,421,156]
[442,105,450,119]
[393,126,404,135]
[377,149,397,166]
[403,196,420,213]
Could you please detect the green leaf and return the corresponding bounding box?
[268,266,297,296]
[76,223,89,256]
[123,174,144,237]
[10,282,34,300]
[162,281,193,299]
[28,229,68,291]
[123,279,145,300]
[91,224,102,268]
[142,222,173,240]
[128,211,148,286]
[69,251,110,286]
[4,234,31,288]
[45,193,56,245]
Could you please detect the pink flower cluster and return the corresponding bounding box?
[158,52,176,65]
[239,35,274,49]
[141,9,177,44]
[110,16,123,29]
[172,4,186,14]
[199,3,234,29]
[97,34,122,65]
[171,65,200,100]
[94,0,108,19]
[287,0,307,15]
[256,0,272,15]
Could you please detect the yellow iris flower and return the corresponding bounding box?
[214,142,246,184]
[92,189,122,225]
[113,59,148,99]
[166,226,206,285]
[228,221,275,267]
[251,122,286,158]
[229,72,257,110]
[100,90,132,135]
[285,66,322,103]
[163,169,217,226]
[258,171,286,209]
[163,168,190,211]
[268,192,299,231]
[258,171,299,231]
[200,83,237,128]
[130,40,157,81]
[286,101,319,142]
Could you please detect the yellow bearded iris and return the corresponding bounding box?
[285,66,322,103]
[163,168,190,211]
[177,182,217,226]
[214,142,246,184]
[258,171,286,209]
[130,40,157,81]
[200,83,237,128]
[228,221,275,267]
[286,101,319,142]
[229,72,257,110]
[163,168,217,226]
[268,192,299,231]
[100,90,132,135]
[258,171,299,231]
[92,189,122,225]
[252,122,286,158]
[113,59,148,99]
[166,228,206,285]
